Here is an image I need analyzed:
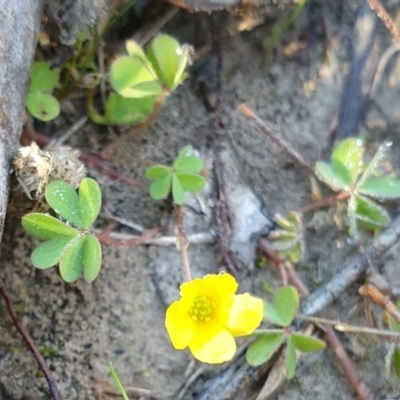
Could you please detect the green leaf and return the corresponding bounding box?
[79,178,102,229]
[246,332,285,366]
[315,162,350,191]
[172,173,184,205]
[268,233,297,251]
[264,286,299,327]
[82,234,102,283]
[331,138,363,186]
[175,172,205,193]
[287,242,302,264]
[173,156,203,173]
[173,146,190,166]
[26,92,60,122]
[22,214,78,240]
[393,347,400,378]
[290,332,326,352]
[92,93,156,125]
[357,141,392,187]
[286,336,297,379]
[347,195,358,238]
[29,62,59,93]
[109,57,161,98]
[147,34,186,89]
[145,165,171,180]
[45,181,81,227]
[31,236,75,269]
[59,236,85,283]
[387,300,400,332]
[126,40,149,64]
[149,173,172,200]
[355,195,390,230]
[358,176,400,200]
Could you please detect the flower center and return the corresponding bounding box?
[189,296,214,322]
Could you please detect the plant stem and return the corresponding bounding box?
[301,191,350,214]
[176,205,192,282]
[0,278,63,400]
[366,0,400,41]
[254,328,286,334]
[297,314,400,338]
[109,362,129,400]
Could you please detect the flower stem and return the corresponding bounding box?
[176,205,192,281]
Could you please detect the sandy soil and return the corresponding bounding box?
[2,0,400,399]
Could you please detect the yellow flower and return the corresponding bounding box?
[165,273,264,364]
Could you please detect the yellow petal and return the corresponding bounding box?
[225,294,264,336]
[165,300,196,349]
[189,321,236,364]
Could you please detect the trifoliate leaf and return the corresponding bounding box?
[31,236,75,269]
[290,332,326,352]
[175,172,205,193]
[79,178,102,229]
[246,332,285,367]
[149,173,172,200]
[358,176,400,200]
[22,214,78,240]
[172,173,184,205]
[26,92,60,122]
[264,286,299,327]
[45,181,81,227]
[59,235,85,283]
[82,234,102,283]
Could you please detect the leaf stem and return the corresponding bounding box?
[253,328,286,334]
[301,191,350,214]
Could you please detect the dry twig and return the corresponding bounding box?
[365,0,400,41]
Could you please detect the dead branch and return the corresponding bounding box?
[365,0,400,41]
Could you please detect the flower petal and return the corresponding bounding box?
[225,294,264,336]
[165,300,196,349]
[189,321,236,364]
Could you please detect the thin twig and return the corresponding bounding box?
[258,237,309,297]
[365,0,400,41]
[0,278,63,400]
[96,228,159,247]
[239,103,315,176]
[99,213,147,233]
[301,214,400,316]
[46,116,88,148]
[324,326,371,400]
[176,206,192,282]
[301,192,351,214]
[359,283,400,326]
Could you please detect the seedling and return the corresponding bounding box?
[145,146,205,205]
[269,211,304,263]
[22,178,102,283]
[26,62,60,122]
[315,138,400,238]
[246,286,326,378]
[89,34,191,125]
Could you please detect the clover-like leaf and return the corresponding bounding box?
[146,165,171,180]
[79,178,102,229]
[147,34,188,90]
[286,336,297,379]
[149,173,172,200]
[31,236,76,269]
[45,181,81,227]
[173,156,203,173]
[126,40,150,65]
[82,234,102,283]
[270,212,304,263]
[355,195,390,231]
[175,172,205,193]
[29,62,59,93]
[172,173,185,205]
[331,138,364,187]
[289,332,326,352]
[264,286,299,327]
[26,92,60,122]
[22,214,78,240]
[246,332,285,367]
[59,235,85,283]
[110,57,161,98]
